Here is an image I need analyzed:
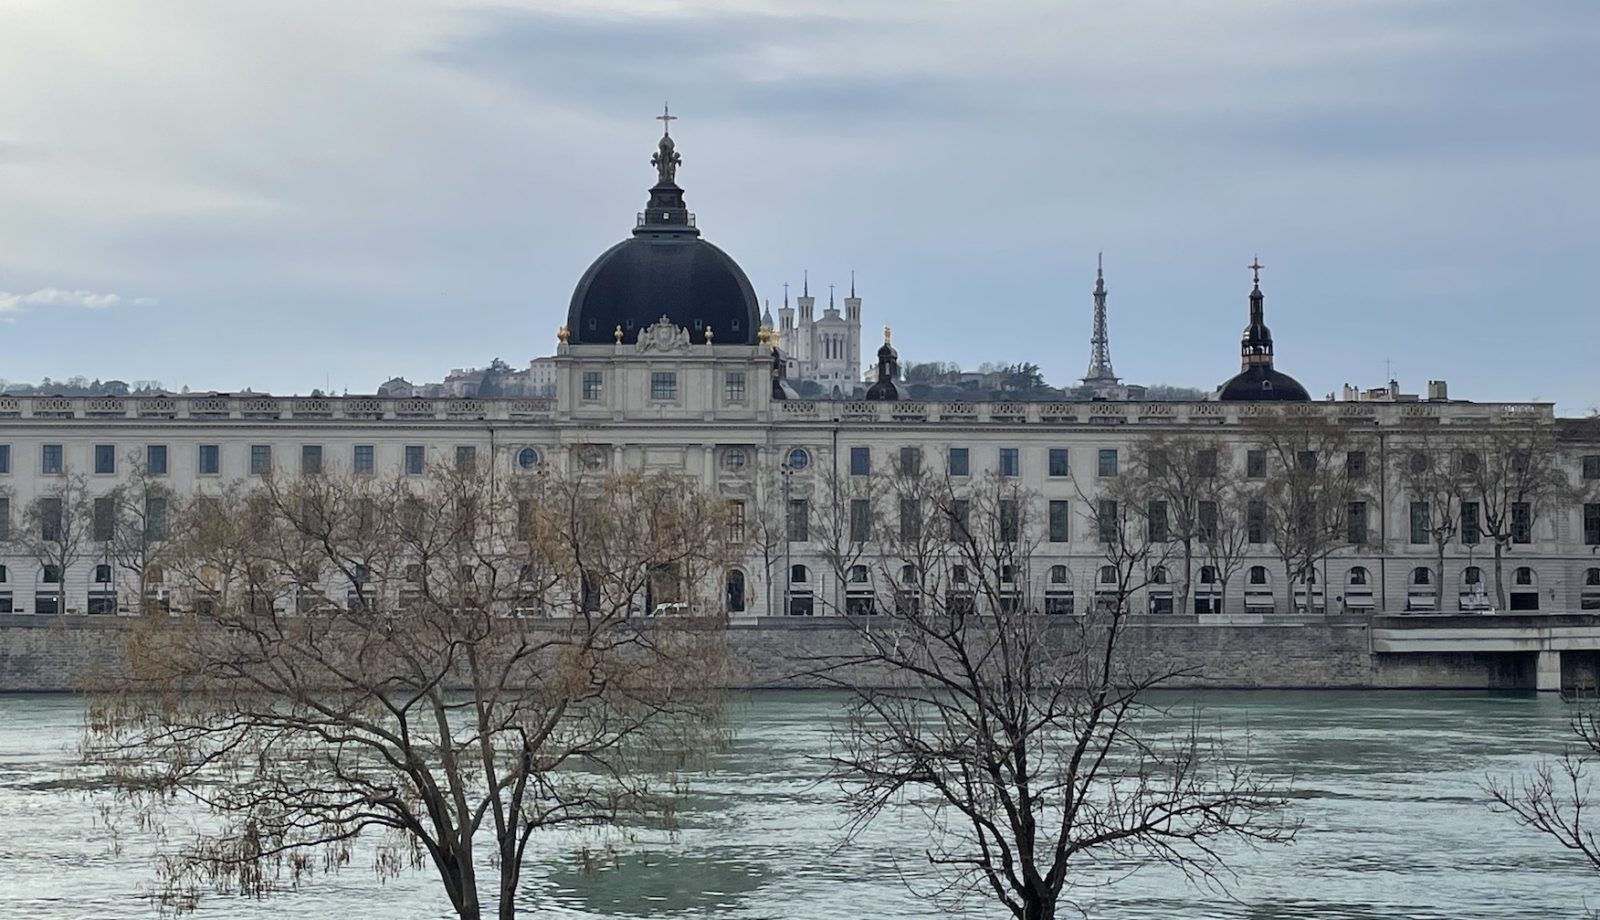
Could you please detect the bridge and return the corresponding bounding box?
[1373,613,1600,692]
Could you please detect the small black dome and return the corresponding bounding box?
[567,236,759,345]
[1217,365,1311,402]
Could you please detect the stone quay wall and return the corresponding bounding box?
[0,612,1550,694]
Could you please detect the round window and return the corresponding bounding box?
[786,447,809,471]
[722,448,747,471]
[517,447,540,470]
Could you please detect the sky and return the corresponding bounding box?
[0,0,1595,410]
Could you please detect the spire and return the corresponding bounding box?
[803,270,809,298]
[637,104,697,237]
[829,283,835,309]
[783,282,789,307]
[762,299,774,327]
[1240,256,1274,370]
[1082,252,1120,387]
[850,270,856,298]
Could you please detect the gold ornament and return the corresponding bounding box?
[883,324,892,344]
[613,324,624,344]
[556,325,570,344]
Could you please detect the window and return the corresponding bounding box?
[1248,566,1269,586]
[1247,499,1266,544]
[145,497,168,541]
[42,444,63,475]
[1000,499,1019,543]
[1461,502,1480,545]
[850,499,872,543]
[649,371,678,401]
[301,444,323,475]
[948,447,969,477]
[94,444,116,475]
[1410,501,1429,544]
[786,448,809,471]
[1458,451,1481,475]
[1048,500,1070,542]
[0,497,9,541]
[1147,449,1169,478]
[1147,500,1169,543]
[899,498,921,541]
[1097,448,1118,478]
[1197,449,1218,477]
[1585,503,1600,546]
[353,444,375,475]
[198,444,220,475]
[250,444,272,475]
[1347,501,1368,545]
[1199,500,1218,541]
[147,444,168,476]
[42,565,62,584]
[949,500,970,540]
[94,564,112,584]
[1298,450,1317,472]
[899,447,921,477]
[1346,450,1368,478]
[40,497,62,542]
[787,499,809,542]
[724,371,746,402]
[581,371,604,401]
[850,447,871,476]
[1097,499,1118,544]
[93,497,115,541]
[455,445,477,472]
[1000,448,1020,477]
[404,445,425,475]
[1512,501,1532,544]
[725,570,746,613]
[721,448,747,472]
[726,501,746,544]
[1585,456,1600,480]
[1049,448,1069,477]
[1246,449,1266,478]
[1411,566,1431,586]
[0,444,9,474]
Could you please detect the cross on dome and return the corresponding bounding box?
[655,103,677,136]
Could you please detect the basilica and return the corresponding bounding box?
[0,119,1596,620]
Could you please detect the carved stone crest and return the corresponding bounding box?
[636,315,691,354]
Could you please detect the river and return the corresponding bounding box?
[0,691,1594,919]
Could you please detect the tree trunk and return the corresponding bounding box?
[1435,543,1446,612]
[1493,542,1507,610]
[1180,539,1193,617]
[1021,893,1056,920]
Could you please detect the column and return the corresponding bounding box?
[1537,650,1562,692]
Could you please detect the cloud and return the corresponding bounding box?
[0,288,152,315]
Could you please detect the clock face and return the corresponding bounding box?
[786,448,809,471]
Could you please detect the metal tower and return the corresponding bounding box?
[1083,253,1120,386]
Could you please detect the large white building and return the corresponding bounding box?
[1,120,1597,620]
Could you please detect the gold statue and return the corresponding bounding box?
[883,324,892,344]
[556,325,570,345]
[613,324,624,344]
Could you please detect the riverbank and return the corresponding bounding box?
[0,612,1571,693]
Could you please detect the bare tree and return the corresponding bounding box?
[742,465,788,616]
[1198,474,1255,617]
[1490,712,1600,903]
[19,471,94,615]
[1124,435,1228,615]
[1468,420,1572,609]
[1393,435,1472,611]
[101,452,186,614]
[82,464,734,920]
[1252,411,1367,613]
[811,462,885,616]
[826,469,1293,920]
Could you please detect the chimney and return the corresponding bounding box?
[1426,380,1449,401]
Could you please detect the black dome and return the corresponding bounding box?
[567,236,759,345]
[1217,365,1310,402]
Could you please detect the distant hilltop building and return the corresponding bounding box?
[771,274,864,399]
[1067,254,1148,401]
[379,357,556,400]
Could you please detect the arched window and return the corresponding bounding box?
[1461,565,1491,612]
[725,570,746,614]
[93,564,112,584]
[1583,568,1600,611]
[0,564,8,583]
[1147,565,1173,615]
[1245,566,1274,612]
[951,564,969,585]
[1349,566,1369,586]
[1195,565,1221,614]
[896,564,923,615]
[1099,565,1118,586]
[1510,567,1539,611]
[1151,566,1169,584]
[788,565,813,616]
[1344,566,1374,611]
[900,564,918,584]
[1411,567,1432,585]
[1406,566,1436,612]
[42,565,62,584]
[1094,565,1121,613]
[848,565,869,584]
[1045,565,1074,616]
